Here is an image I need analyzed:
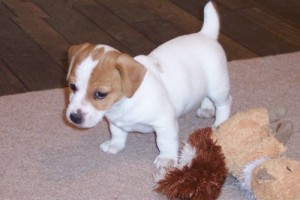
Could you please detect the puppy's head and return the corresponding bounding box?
[66,43,146,128]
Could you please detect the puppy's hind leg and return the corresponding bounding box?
[212,95,232,128]
[197,97,216,119]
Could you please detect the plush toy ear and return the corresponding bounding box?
[116,54,147,98]
[256,168,276,180]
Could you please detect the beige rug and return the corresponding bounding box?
[1,51,300,199]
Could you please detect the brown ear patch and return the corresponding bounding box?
[115,54,147,98]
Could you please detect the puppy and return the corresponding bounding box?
[65,2,231,169]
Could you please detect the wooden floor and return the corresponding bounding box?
[1,0,300,96]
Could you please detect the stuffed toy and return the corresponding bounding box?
[154,127,227,200]
[154,108,300,200]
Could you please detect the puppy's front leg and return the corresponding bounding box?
[100,123,128,154]
[154,119,179,169]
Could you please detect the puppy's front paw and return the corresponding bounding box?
[154,155,177,169]
[153,167,168,182]
[100,140,125,154]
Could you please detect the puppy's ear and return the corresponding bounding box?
[116,54,147,98]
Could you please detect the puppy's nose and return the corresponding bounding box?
[70,112,83,124]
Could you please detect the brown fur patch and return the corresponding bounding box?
[86,51,124,110]
[67,43,99,82]
[155,128,227,200]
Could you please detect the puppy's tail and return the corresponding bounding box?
[200,1,220,40]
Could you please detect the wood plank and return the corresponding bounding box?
[249,0,300,30]
[2,0,47,17]
[97,0,182,45]
[0,12,66,91]
[173,0,298,56]
[135,18,185,45]
[99,0,256,60]
[236,7,300,48]
[0,0,15,18]
[171,0,206,18]
[289,0,300,7]
[218,0,300,48]
[0,59,27,96]
[216,3,299,56]
[218,35,257,60]
[215,0,252,10]
[31,0,129,53]
[97,0,159,24]
[73,0,156,55]
[121,0,202,34]
[3,0,71,69]
[11,17,71,69]
[141,0,257,60]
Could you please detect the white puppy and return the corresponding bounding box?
[66,2,231,169]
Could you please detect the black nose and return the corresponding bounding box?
[70,113,83,124]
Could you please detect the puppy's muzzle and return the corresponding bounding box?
[70,112,83,124]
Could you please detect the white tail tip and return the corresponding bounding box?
[200,1,220,40]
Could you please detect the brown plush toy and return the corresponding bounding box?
[155,108,300,200]
[154,127,227,200]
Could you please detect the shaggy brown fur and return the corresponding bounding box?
[155,128,227,200]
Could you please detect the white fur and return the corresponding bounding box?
[178,143,197,169]
[67,2,231,169]
[201,1,220,39]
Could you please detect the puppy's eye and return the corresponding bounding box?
[94,91,108,100]
[70,83,77,92]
